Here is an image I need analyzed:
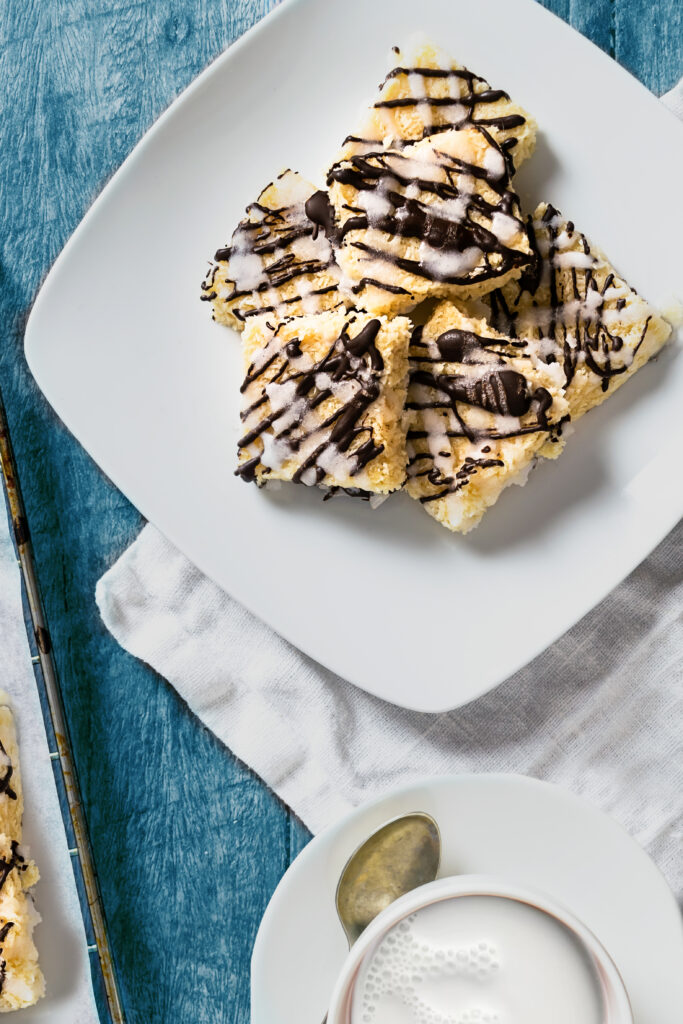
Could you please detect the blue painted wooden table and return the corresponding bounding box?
[0,2,680,1021]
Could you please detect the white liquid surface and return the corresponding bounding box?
[351,895,605,1024]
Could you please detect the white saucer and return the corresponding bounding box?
[251,775,683,1024]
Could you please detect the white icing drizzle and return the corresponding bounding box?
[408,71,433,128]
[553,251,595,270]
[491,211,521,245]
[417,243,482,280]
[481,145,506,179]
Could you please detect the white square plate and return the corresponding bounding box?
[25,0,683,712]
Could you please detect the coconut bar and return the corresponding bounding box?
[237,309,411,495]
[406,300,569,533]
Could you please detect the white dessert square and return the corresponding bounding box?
[201,170,343,329]
[237,309,411,494]
[0,709,21,844]
[335,39,536,172]
[326,128,534,316]
[0,706,44,1012]
[483,202,672,419]
[406,301,569,533]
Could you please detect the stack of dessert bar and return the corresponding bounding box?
[201,41,670,534]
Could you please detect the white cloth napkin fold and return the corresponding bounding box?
[97,80,683,900]
[1,502,98,1022]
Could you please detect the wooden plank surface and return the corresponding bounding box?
[0,1,680,1021]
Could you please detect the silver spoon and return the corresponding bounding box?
[322,811,441,1020]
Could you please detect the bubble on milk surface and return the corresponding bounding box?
[357,912,500,1024]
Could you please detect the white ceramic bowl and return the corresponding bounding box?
[327,874,633,1024]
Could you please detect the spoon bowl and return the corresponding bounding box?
[335,812,441,946]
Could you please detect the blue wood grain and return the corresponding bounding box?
[0,2,679,1022]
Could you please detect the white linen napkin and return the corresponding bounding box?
[96,80,683,900]
[0,502,99,1022]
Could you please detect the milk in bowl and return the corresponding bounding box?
[350,893,606,1024]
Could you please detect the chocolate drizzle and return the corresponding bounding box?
[305,190,337,242]
[0,839,33,994]
[0,841,24,896]
[407,324,557,504]
[0,751,24,997]
[415,327,511,364]
[488,204,654,394]
[0,922,12,996]
[237,317,392,487]
[411,367,534,419]
[0,742,16,802]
